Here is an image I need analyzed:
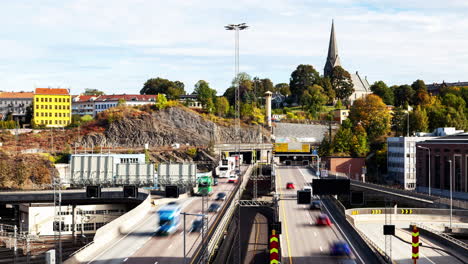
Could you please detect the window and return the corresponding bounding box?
[434,155,441,188]
[96,222,106,229]
[454,155,462,192]
[83,223,94,231]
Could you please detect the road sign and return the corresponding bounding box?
[400,209,413,214]
[412,225,419,260]
[383,224,395,235]
[269,229,280,264]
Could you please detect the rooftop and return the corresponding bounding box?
[35,88,70,95]
[0,91,34,98]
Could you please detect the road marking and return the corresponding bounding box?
[123,258,128,262]
[254,219,259,251]
[277,169,294,264]
[314,232,317,237]
[169,244,173,249]
[154,262,158,264]
[319,246,323,252]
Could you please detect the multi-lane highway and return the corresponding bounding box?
[87,177,238,264]
[276,166,380,264]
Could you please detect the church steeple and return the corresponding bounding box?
[324,20,341,77]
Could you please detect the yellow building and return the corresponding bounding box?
[33,88,71,127]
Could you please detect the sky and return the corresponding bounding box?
[1,0,468,95]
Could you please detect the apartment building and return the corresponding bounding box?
[33,88,71,127]
[0,91,34,122]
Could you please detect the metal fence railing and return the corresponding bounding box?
[410,222,468,251]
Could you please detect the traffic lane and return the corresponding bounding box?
[277,167,341,264]
[126,178,237,264]
[243,209,269,264]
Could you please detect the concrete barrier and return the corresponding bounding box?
[65,191,152,264]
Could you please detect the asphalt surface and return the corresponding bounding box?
[276,166,380,264]
[356,222,467,264]
[86,177,238,264]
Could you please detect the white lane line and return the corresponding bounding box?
[319,246,323,252]
[169,244,173,249]
[154,262,158,264]
[314,232,317,237]
[123,257,128,262]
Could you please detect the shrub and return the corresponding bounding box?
[186,147,197,158]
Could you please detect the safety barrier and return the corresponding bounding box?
[204,165,254,261]
[410,222,468,251]
[346,207,468,217]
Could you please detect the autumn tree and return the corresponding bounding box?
[410,105,429,133]
[350,123,369,157]
[155,94,168,110]
[330,66,354,102]
[349,94,391,141]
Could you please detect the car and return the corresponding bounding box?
[316,214,332,226]
[213,178,218,186]
[330,241,351,256]
[303,186,312,192]
[286,182,295,189]
[310,200,322,210]
[190,218,203,232]
[208,203,221,213]
[235,169,241,175]
[216,192,227,201]
[228,174,238,183]
[167,201,179,205]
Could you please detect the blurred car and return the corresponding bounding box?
[228,174,238,183]
[316,214,331,226]
[216,192,227,201]
[286,182,295,189]
[310,200,322,210]
[167,201,179,205]
[235,169,241,175]
[303,186,312,192]
[190,218,203,232]
[213,178,219,186]
[208,203,221,213]
[330,241,351,256]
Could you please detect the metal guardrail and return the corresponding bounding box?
[68,241,95,257]
[205,165,253,259]
[410,222,468,251]
[346,207,468,216]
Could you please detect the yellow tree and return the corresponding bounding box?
[349,94,391,141]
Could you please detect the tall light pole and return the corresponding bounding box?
[418,146,431,196]
[448,159,453,230]
[225,22,248,264]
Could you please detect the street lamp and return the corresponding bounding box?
[448,159,453,230]
[417,146,431,196]
[225,23,248,171]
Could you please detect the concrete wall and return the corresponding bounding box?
[64,191,152,264]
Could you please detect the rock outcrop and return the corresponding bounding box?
[79,107,270,148]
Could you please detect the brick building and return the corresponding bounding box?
[416,133,468,197]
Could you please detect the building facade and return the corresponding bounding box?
[0,91,34,122]
[33,88,71,127]
[387,136,436,190]
[323,21,371,104]
[416,133,468,198]
[72,95,99,116]
[179,94,202,109]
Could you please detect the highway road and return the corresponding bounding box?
[276,166,380,264]
[355,222,467,264]
[86,176,238,264]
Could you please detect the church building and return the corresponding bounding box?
[324,21,371,103]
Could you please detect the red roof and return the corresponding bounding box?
[0,92,34,98]
[72,95,99,102]
[35,88,70,95]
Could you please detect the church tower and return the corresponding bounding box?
[324,20,341,77]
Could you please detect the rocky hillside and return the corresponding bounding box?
[78,106,270,148]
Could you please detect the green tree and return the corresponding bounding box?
[335,100,344,110]
[83,88,105,96]
[289,64,320,102]
[156,94,168,110]
[275,83,291,96]
[350,124,369,157]
[349,94,391,141]
[80,115,93,122]
[410,105,429,133]
[194,80,217,108]
[330,66,354,102]
[301,85,328,119]
[393,85,414,107]
[370,81,394,105]
[205,98,215,113]
[214,97,230,117]
[442,93,466,110]
[411,79,427,92]
[332,120,353,155]
[391,107,408,136]
[318,76,335,104]
[140,77,186,99]
[251,107,265,125]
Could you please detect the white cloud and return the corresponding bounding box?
[0,0,467,94]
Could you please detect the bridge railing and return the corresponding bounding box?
[346,207,468,217]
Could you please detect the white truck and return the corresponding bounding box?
[215,157,236,178]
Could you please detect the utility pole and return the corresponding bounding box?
[53,176,62,264]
